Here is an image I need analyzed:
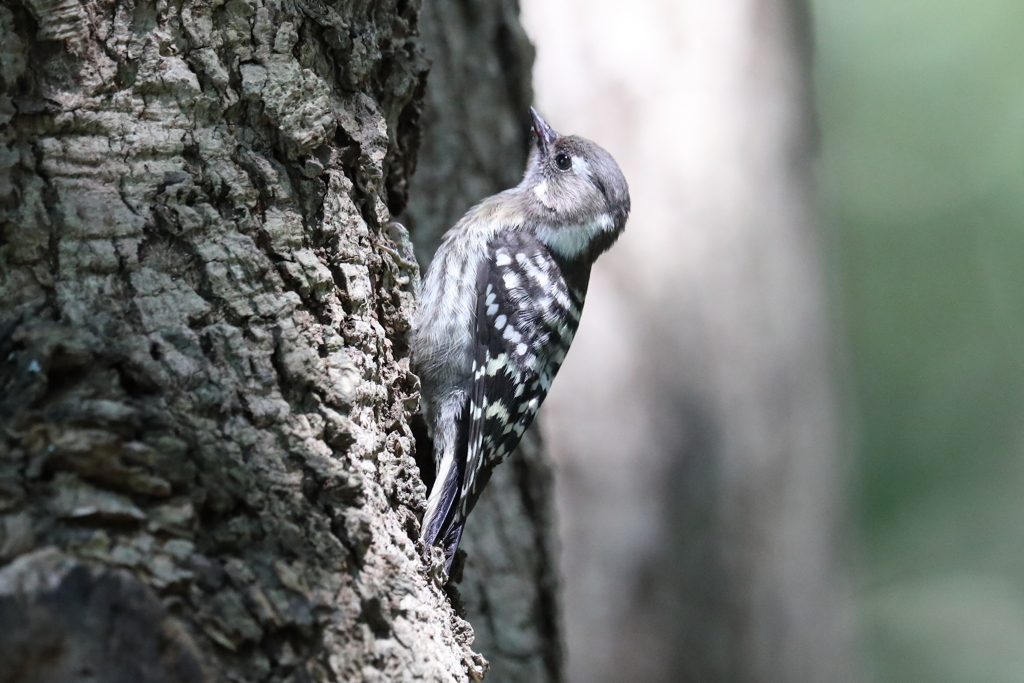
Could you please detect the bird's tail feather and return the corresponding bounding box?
[422,463,467,575]
[442,522,465,574]
[422,455,460,550]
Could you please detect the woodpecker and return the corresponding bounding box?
[411,108,630,573]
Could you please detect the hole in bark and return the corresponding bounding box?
[116,364,159,397]
[334,126,360,171]
[45,360,89,399]
[360,598,391,638]
[115,61,137,89]
[410,413,434,491]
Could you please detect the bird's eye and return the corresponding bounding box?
[554,153,572,171]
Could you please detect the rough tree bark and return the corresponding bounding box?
[0,0,553,681]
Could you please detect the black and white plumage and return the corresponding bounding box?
[411,109,630,572]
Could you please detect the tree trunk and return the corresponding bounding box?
[0,0,549,680]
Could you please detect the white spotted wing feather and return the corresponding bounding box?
[459,231,584,519]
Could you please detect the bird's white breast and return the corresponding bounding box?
[534,212,615,259]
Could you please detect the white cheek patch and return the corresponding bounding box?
[571,156,590,175]
[533,179,549,202]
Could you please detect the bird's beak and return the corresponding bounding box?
[530,107,557,156]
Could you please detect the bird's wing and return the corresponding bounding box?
[457,230,585,521]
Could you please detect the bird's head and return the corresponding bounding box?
[520,108,631,261]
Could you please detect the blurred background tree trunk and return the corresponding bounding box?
[520,0,860,682]
[0,0,558,681]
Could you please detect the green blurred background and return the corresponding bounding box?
[813,0,1024,680]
